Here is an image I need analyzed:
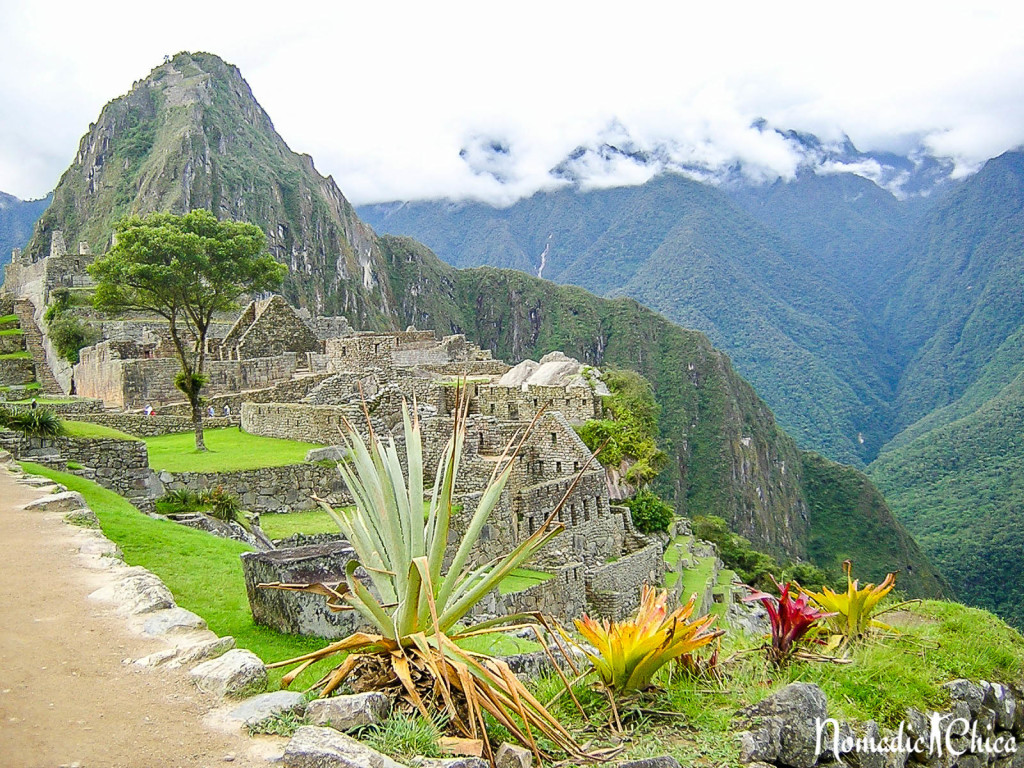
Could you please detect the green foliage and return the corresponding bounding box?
[576,369,667,486]
[155,485,243,524]
[144,428,320,472]
[356,713,444,761]
[204,486,243,523]
[691,515,779,589]
[8,407,63,438]
[47,315,99,364]
[622,489,675,534]
[60,420,136,440]
[246,711,309,738]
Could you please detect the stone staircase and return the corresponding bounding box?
[13,300,64,395]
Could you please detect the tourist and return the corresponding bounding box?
[30,398,37,410]
[207,405,215,417]
[223,404,231,417]
[143,404,153,416]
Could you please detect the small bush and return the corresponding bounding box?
[155,488,205,515]
[204,486,242,523]
[8,407,64,438]
[246,711,309,737]
[48,316,99,364]
[622,488,675,533]
[356,712,444,761]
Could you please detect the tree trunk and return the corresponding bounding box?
[192,399,207,452]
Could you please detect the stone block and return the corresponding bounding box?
[227,690,308,725]
[306,692,391,731]
[190,649,267,698]
[283,726,406,768]
[24,490,88,513]
[738,683,827,768]
[89,566,175,615]
[140,606,208,637]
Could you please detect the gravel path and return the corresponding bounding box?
[0,465,279,768]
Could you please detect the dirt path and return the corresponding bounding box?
[0,466,279,768]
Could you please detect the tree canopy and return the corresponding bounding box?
[89,209,286,449]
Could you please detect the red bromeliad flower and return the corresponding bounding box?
[742,577,835,666]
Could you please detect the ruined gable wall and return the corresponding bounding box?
[236,298,322,360]
[476,384,599,425]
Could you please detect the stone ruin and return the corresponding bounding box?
[1,232,677,631]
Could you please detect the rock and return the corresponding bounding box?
[737,716,782,763]
[89,566,175,615]
[190,649,267,698]
[141,607,207,637]
[944,679,985,716]
[982,681,1017,730]
[24,490,88,513]
[306,445,345,462]
[494,743,532,768]
[227,690,307,725]
[738,683,828,768]
[617,757,682,768]
[845,721,885,768]
[283,726,406,768]
[306,692,391,731]
[64,508,100,528]
[78,536,122,559]
[134,635,235,669]
[410,759,488,768]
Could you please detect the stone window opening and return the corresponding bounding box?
[478,432,484,450]
[550,432,557,445]
[536,459,543,476]
[489,403,495,415]
[583,498,591,522]
[341,346,347,356]
[374,343,380,354]
[556,460,562,474]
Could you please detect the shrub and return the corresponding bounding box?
[622,488,675,534]
[204,486,242,523]
[802,560,896,643]
[742,577,834,666]
[8,407,64,438]
[48,316,99,364]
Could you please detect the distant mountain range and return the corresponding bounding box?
[0,51,947,601]
[0,191,52,266]
[359,144,1024,626]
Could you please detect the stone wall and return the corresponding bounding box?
[156,463,349,513]
[0,332,26,355]
[0,432,157,505]
[241,402,357,444]
[217,296,322,361]
[468,563,588,620]
[475,383,600,425]
[585,542,665,620]
[0,357,36,386]
[74,412,236,437]
[157,372,333,417]
[76,343,299,408]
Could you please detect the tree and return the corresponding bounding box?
[89,210,286,450]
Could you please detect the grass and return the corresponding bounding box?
[498,568,554,595]
[1,382,40,393]
[0,328,24,336]
[62,420,138,440]
[356,712,444,761]
[144,427,322,472]
[678,555,717,611]
[0,313,18,324]
[0,350,31,359]
[260,508,341,539]
[7,397,78,405]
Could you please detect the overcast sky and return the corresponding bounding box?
[2,0,1023,205]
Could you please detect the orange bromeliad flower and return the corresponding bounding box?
[574,585,723,694]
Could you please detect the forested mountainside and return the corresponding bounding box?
[0,191,51,267]
[4,51,947,598]
[361,146,1024,626]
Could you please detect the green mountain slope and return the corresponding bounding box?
[24,52,395,328]
[0,192,51,266]
[361,176,897,465]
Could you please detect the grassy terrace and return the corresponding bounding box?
[0,350,31,359]
[144,427,322,472]
[62,420,138,440]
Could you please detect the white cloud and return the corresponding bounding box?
[2,0,1024,203]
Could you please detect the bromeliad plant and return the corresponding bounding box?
[801,560,896,643]
[743,577,835,666]
[265,390,590,763]
[574,586,722,696]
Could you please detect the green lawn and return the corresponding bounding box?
[260,508,341,539]
[0,328,24,336]
[0,313,18,325]
[8,396,78,405]
[0,350,31,359]
[498,568,554,595]
[145,428,322,472]
[62,420,138,440]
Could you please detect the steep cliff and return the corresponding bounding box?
[24,52,395,328]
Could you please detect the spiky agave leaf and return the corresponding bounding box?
[573,585,723,694]
[802,560,896,641]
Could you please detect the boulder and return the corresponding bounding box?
[737,683,828,768]
[944,679,985,716]
[306,445,346,462]
[306,692,391,731]
[227,690,308,725]
[495,743,532,768]
[141,607,207,637]
[283,726,406,768]
[24,490,88,514]
[64,508,100,528]
[190,649,267,698]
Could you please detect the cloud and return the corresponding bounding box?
[2,1,1024,203]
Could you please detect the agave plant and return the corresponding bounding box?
[266,390,589,763]
[8,407,63,438]
[573,586,722,695]
[801,560,896,642]
[742,577,835,666]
